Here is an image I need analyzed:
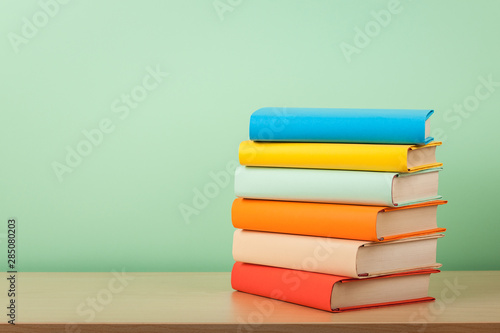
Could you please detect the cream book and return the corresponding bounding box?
[232,229,443,278]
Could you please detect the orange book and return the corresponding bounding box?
[231,262,439,312]
[232,198,447,241]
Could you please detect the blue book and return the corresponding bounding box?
[249,107,434,145]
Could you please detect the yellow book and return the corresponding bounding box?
[239,141,442,173]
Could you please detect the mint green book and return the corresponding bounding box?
[234,166,442,207]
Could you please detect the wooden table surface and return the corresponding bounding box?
[1,271,499,332]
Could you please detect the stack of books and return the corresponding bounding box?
[230,107,447,312]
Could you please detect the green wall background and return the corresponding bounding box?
[1,0,499,272]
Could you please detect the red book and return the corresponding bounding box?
[231,262,439,312]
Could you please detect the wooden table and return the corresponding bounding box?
[1,271,499,332]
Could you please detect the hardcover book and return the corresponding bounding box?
[232,229,443,278]
[234,166,442,207]
[239,140,442,173]
[231,262,439,312]
[249,107,434,144]
[232,198,447,241]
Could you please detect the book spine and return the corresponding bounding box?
[234,166,395,206]
[239,140,410,172]
[231,198,380,241]
[249,107,434,144]
[232,230,362,278]
[231,262,336,312]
